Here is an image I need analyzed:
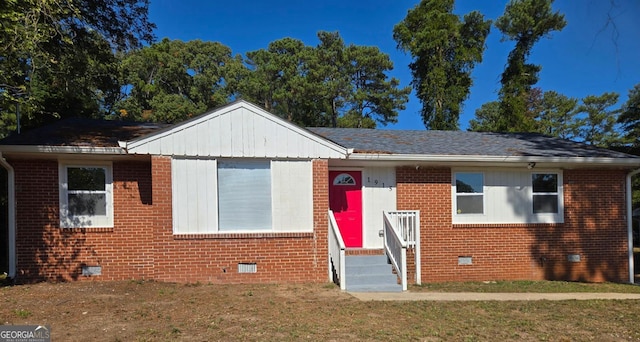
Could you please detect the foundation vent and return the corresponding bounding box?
[238,263,257,273]
[82,265,102,276]
[458,256,473,265]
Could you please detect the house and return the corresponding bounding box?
[1,100,638,288]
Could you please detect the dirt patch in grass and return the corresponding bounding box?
[1,280,640,341]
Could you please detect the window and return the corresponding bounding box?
[333,173,355,185]
[59,163,113,228]
[455,173,484,215]
[532,173,559,214]
[217,160,271,231]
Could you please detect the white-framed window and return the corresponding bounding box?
[532,173,559,214]
[454,172,484,215]
[59,162,113,228]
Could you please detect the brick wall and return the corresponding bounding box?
[13,157,331,284]
[396,167,630,283]
[13,159,154,282]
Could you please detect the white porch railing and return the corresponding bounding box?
[383,211,407,291]
[328,210,346,290]
[385,210,421,285]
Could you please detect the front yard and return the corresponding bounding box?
[1,280,640,341]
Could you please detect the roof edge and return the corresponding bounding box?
[348,153,640,167]
[0,145,127,155]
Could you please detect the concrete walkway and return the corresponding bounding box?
[350,291,640,301]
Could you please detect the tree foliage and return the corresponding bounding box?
[618,83,640,147]
[116,39,245,123]
[0,0,155,135]
[536,91,578,139]
[494,0,566,132]
[573,92,622,147]
[393,0,491,130]
[242,31,410,128]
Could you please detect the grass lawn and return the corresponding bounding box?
[2,280,640,341]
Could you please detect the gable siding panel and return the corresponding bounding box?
[126,102,347,159]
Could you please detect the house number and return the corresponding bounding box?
[367,177,385,187]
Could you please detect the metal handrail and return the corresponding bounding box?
[328,210,346,290]
[383,211,407,291]
[386,210,421,285]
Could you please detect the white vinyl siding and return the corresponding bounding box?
[59,162,113,228]
[218,160,272,231]
[362,167,397,248]
[171,157,313,234]
[126,102,346,158]
[453,169,563,224]
[272,160,313,232]
[172,158,218,234]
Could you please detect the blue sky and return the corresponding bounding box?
[149,0,640,130]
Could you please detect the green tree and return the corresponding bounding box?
[618,83,640,146]
[394,0,491,130]
[536,91,578,139]
[117,39,246,123]
[242,32,410,128]
[242,38,321,125]
[0,0,155,135]
[494,0,566,132]
[468,101,501,132]
[574,92,621,147]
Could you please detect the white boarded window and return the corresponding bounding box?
[272,160,313,232]
[218,160,272,231]
[59,162,113,228]
[172,158,218,234]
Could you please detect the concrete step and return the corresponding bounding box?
[346,283,403,293]
[345,255,389,266]
[345,254,402,292]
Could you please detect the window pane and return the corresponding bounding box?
[457,195,483,214]
[68,168,106,191]
[218,160,271,231]
[533,195,558,213]
[533,174,557,193]
[68,193,106,216]
[456,173,483,193]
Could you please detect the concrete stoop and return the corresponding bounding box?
[345,254,402,292]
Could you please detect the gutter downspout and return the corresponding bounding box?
[627,168,640,284]
[0,153,15,279]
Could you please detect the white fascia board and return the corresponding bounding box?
[347,153,640,167]
[0,145,127,155]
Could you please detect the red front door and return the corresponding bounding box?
[329,171,362,248]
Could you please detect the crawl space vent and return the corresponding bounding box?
[82,265,102,276]
[238,263,257,273]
